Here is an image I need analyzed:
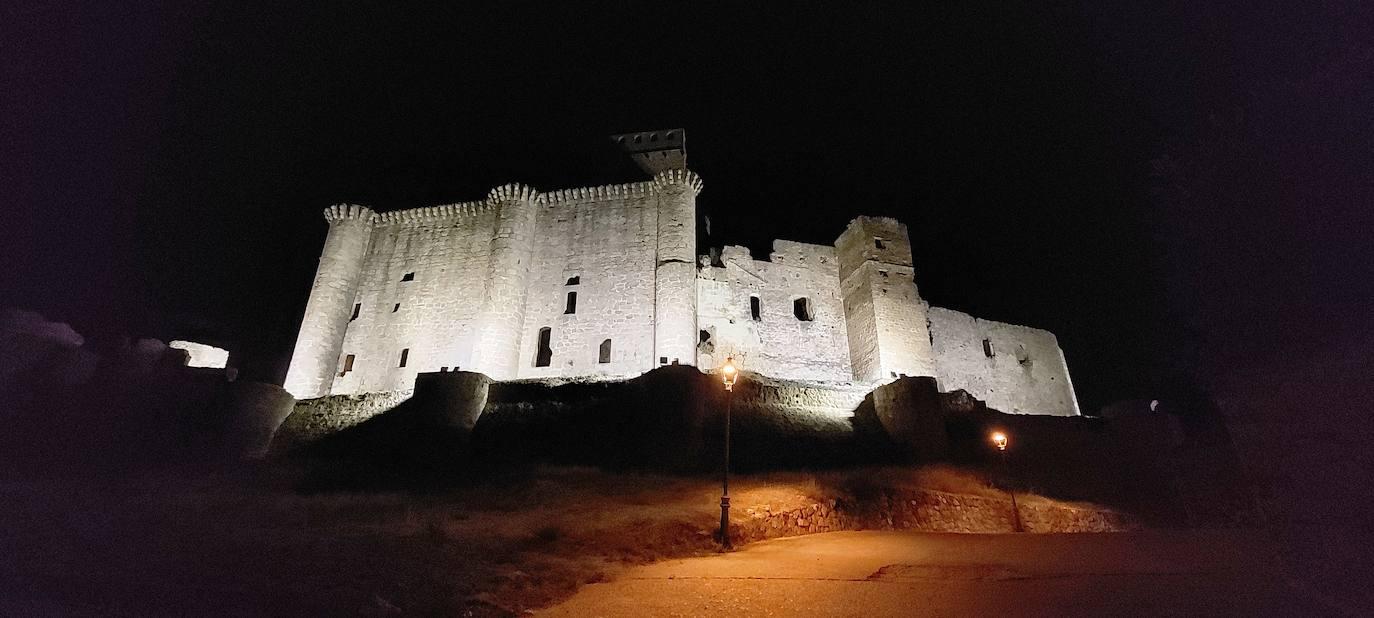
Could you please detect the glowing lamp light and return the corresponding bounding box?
[991,431,1008,451]
[722,357,738,391]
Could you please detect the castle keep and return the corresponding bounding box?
[284,131,1080,417]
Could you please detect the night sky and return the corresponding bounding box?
[5,2,1371,411]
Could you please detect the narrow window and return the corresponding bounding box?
[350,303,361,321]
[793,297,814,321]
[339,354,356,376]
[401,272,415,282]
[874,238,886,250]
[398,348,409,368]
[878,270,889,278]
[535,327,553,367]
[564,291,577,314]
[566,275,580,285]
[392,303,400,313]
[598,339,612,364]
[750,295,761,321]
[983,338,995,358]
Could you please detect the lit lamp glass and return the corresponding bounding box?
[991,431,1008,451]
[722,357,738,391]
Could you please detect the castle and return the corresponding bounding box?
[284,130,1080,417]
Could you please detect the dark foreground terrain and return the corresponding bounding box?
[2,464,1139,616]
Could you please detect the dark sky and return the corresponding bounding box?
[4,1,1371,411]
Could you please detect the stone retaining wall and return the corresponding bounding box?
[734,487,1137,543]
[273,389,413,452]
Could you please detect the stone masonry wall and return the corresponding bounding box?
[272,389,413,452]
[696,242,852,381]
[928,306,1080,416]
[515,183,661,378]
[733,487,1137,544]
[836,217,935,381]
[333,203,498,394]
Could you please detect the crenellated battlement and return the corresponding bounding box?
[371,201,492,226]
[487,183,541,203]
[652,169,704,196]
[323,204,376,223]
[541,181,656,203]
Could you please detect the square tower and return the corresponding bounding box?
[836,216,936,381]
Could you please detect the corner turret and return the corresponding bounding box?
[284,204,376,398]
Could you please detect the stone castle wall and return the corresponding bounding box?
[696,242,852,382]
[285,167,1080,419]
[333,203,499,394]
[927,306,1079,416]
[836,217,935,381]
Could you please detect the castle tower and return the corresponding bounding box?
[836,216,936,381]
[652,169,703,366]
[284,204,375,398]
[469,183,540,379]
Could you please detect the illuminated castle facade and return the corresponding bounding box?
[284,131,1080,416]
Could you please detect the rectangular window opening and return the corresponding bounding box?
[401,272,415,282]
[598,339,612,364]
[750,295,761,321]
[392,303,400,313]
[874,238,886,250]
[565,291,577,314]
[793,297,814,321]
[339,353,356,376]
[535,327,553,367]
[398,348,409,368]
[566,275,580,285]
[983,338,995,358]
[659,356,668,365]
[350,303,361,321]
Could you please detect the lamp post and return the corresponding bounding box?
[992,431,1024,533]
[719,357,738,549]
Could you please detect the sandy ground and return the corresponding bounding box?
[540,530,1333,617]
[0,465,1004,616]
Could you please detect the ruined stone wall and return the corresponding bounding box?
[332,202,499,394]
[836,217,935,381]
[696,241,852,382]
[515,183,661,379]
[928,306,1080,416]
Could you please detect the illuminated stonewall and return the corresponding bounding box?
[284,130,1079,417]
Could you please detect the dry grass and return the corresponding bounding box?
[0,463,1048,616]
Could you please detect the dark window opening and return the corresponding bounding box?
[698,329,715,354]
[398,348,409,368]
[599,339,612,364]
[535,327,553,367]
[564,291,577,314]
[874,238,886,250]
[566,275,580,285]
[401,272,415,282]
[878,270,889,278]
[750,296,761,321]
[392,303,400,313]
[793,297,814,321]
[350,303,361,321]
[983,338,995,358]
[659,356,668,365]
[339,354,356,376]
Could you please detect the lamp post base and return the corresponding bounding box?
[718,495,732,549]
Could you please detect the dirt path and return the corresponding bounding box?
[539,530,1330,617]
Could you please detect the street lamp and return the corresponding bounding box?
[719,357,738,549]
[991,430,1024,532]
